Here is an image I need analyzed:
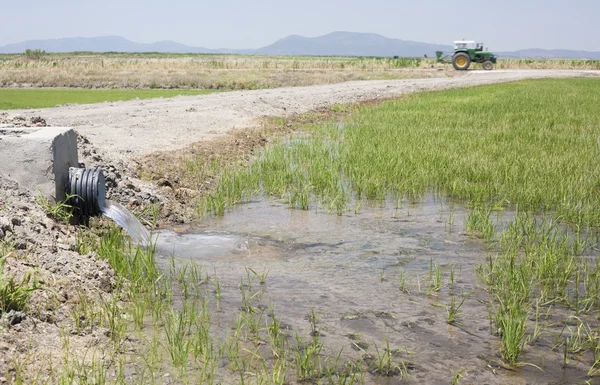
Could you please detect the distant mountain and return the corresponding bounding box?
[1,32,599,59]
[0,36,217,54]
[256,31,450,57]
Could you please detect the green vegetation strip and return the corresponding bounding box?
[0,88,220,110]
[203,78,600,226]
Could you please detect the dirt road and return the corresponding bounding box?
[6,69,600,162]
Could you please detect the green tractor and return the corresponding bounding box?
[436,41,497,70]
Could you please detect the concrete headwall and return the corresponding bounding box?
[0,126,78,203]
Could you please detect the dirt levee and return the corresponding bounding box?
[3,70,599,163]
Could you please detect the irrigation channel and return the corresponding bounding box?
[148,196,594,384]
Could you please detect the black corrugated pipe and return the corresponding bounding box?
[66,167,106,217]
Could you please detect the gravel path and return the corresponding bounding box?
[5,69,600,162]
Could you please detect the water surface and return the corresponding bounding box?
[155,197,591,384]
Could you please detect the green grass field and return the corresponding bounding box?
[204,78,600,225]
[0,88,220,110]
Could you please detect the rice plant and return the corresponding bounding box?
[446,296,466,325]
[0,256,40,313]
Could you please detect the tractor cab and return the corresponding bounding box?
[453,40,476,50]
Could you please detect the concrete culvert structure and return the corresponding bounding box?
[0,126,78,204]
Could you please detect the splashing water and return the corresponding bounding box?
[101,200,151,245]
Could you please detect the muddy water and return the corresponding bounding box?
[155,197,591,384]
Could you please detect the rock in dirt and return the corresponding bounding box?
[0,113,47,127]
[157,178,173,188]
[0,217,10,232]
[175,187,198,201]
[5,310,25,326]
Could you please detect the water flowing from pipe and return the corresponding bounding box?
[101,200,150,245]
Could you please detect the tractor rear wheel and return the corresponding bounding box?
[452,53,471,70]
[482,61,494,70]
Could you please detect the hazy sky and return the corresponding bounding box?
[1,0,597,51]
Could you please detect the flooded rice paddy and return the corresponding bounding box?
[154,197,593,384]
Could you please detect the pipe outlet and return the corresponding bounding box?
[67,167,106,217]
